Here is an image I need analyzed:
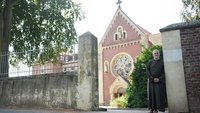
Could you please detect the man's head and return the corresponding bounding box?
[152,49,160,60]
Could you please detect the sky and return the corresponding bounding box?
[74,0,183,43]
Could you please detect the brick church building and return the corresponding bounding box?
[98,4,161,105]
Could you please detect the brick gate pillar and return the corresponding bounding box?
[160,20,200,113]
[76,31,99,110]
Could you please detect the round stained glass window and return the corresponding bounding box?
[111,53,133,78]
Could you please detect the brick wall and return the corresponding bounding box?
[180,27,200,113]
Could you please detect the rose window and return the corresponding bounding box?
[111,54,133,78]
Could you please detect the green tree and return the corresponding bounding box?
[126,45,162,108]
[181,0,200,21]
[0,0,84,77]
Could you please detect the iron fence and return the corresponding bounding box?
[0,45,78,78]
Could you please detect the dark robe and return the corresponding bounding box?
[146,59,166,112]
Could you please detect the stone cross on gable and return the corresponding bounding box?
[116,0,122,7]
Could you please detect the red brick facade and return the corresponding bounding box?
[180,27,200,112]
[102,44,142,104]
[99,7,153,105]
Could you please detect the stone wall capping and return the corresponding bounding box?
[79,31,97,38]
[160,20,200,32]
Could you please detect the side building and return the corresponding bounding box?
[32,53,78,75]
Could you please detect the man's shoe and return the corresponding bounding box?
[148,110,153,113]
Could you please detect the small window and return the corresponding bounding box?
[114,26,127,41]
[123,32,126,38]
[104,61,109,73]
[115,34,118,40]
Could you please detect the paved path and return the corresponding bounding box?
[0,108,168,113]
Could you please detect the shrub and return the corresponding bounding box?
[110,96,128,108]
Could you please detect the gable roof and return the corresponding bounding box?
[99,7,151,45]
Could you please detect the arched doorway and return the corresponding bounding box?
[110,76,128,101]
[113,87,125,99]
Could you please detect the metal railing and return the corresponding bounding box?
[0,45,78,78]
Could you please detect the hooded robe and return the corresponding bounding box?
[146,59,166,112]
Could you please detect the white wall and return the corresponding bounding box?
[161,30,189,113]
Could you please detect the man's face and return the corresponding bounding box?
[152,50,160,60]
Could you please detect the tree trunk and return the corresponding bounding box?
[0,0,16,78]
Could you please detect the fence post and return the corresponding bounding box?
[0,51,9,78]
[76,31,99,110]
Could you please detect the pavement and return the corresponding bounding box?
[0,108,168,113]
[0,107,168,113]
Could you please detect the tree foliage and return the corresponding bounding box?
[0,0,84,75]
[126,45,162,108]
[181,0,200,21]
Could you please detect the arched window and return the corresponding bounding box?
[104,61,109,73]
[113,26,127,41]
[123,31,127,39]
[115,34,118,40]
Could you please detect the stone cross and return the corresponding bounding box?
[116,0,122,7]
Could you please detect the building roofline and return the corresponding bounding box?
[99,7,151,45]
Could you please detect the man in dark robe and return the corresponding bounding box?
[146,49,166,113]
